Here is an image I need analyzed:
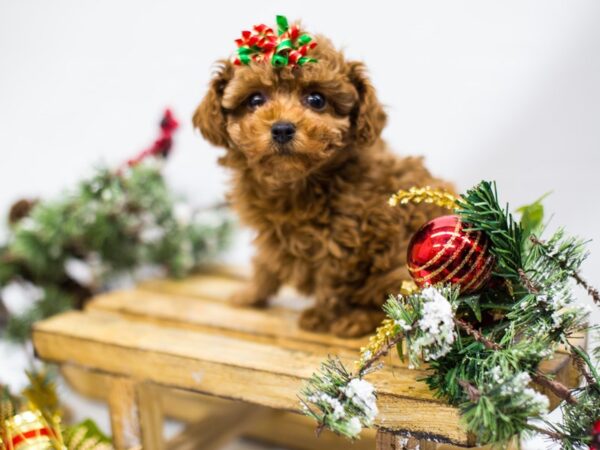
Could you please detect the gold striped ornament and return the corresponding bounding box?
[1,410,58,450]
[407,215,495,294]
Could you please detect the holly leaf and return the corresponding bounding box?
[516,192,551,239]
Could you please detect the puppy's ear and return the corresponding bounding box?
[193,60,234,148]
[347,61,387,147]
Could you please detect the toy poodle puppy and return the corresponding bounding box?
[193,19,451,337]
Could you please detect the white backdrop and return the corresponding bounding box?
[1,1,600,448]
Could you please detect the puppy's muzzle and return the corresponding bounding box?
[271,121,296,145]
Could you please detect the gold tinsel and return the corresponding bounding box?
[356,282,420,370]
[400,280,419,296]
[357,318,398,369]
[388,186,458,210]
[21,370,61,421]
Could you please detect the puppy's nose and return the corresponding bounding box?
[271,121,296,144]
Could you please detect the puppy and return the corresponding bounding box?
[194,26,450,337]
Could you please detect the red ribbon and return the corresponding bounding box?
[7,427,55,448]
[125,109,179,169]
[233,15,317,67]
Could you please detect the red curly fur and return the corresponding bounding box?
[193,33,452,337]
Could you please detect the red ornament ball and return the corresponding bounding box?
[590,420,600,450]
[407,215,495,294]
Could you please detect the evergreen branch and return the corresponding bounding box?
[530,235,600,305]
[458,379,481,402]
[460,371,550,444]
[453,318,501,350]
[458,373,567,444]
[570,270,600,304]
[453,317,577,405]
[455,181,523,280]
[530,370,578,405]
[518,268,540,294]
[300,356,378,439]
[457,378,565,445]
[527,424,566,441]
[571,348,596,387]
[556,384,600,448]
[570,344,600,386]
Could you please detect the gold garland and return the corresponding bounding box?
[357,318,397,369]
[388,186,457,210]
[356,281,419,369]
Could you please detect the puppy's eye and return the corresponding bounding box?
[304,92,327,111]
[246,92,267,110]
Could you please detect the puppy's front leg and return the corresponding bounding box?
[229,257,281,308]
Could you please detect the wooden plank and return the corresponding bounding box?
[61,364,377,450]
[165,403,263,450]
[87,289,366,353]
[245,410,377,450]
[33,310,468,445]
[100,273,584,355]
[138,272,313,310]
[61,330,581,413]
[107,377,141,450]
[61,365,229,423]
[138,274,246,303]
[86,288,578,389]
[136,382,164,450]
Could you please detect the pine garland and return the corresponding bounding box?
[300,180,600,448]
[0,111,233,343]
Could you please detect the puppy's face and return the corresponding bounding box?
[194,36,386,185]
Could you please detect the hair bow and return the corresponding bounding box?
[233,15,317,67]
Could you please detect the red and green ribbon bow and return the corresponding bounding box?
[233,15,317,67]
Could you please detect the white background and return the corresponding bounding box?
[1,1,600,448]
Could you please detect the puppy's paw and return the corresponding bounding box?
[330,309,384,338]
[228,288,269,308]
[299,307,332,333]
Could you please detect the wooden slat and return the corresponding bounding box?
[87,290,366,353]
[61,365,231,423]
[139,273,314,310]
[60,364,378,450]
[33,310,468,445]
[165,403,264,450]
[107,377,141,450]
[245,410,378,450]
[138,274,246,303]
[87,284,580,377]
[136,382,164,450]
